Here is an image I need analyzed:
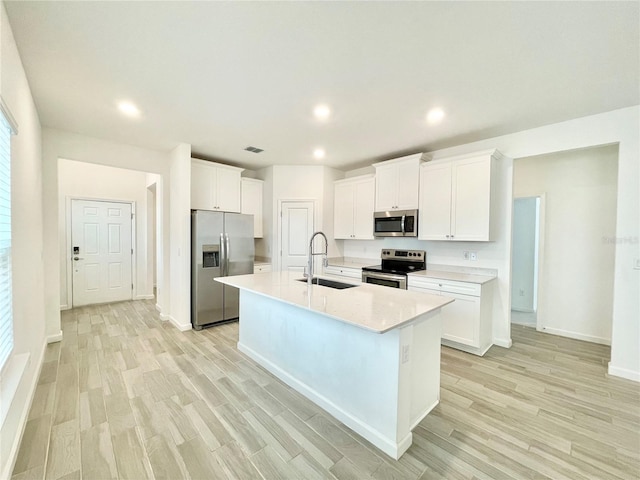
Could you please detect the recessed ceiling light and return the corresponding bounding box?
[118,101,140,117]
[313,104,331,120]
[426,108,445,125]
[313,148,326,160]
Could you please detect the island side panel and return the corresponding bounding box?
[237,290,406,457]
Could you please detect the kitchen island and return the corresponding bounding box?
[215,272,453,459]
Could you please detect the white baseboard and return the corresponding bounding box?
[540,326,611,346]
[134,294,155,300]
[168,316,192,331]
[59,304,70,311]
[1,340,47,480]
[493,337,513,348]
[46,331,63,344]
[155,303,162,312]
[608,362,640,382]
[238,341,406,459]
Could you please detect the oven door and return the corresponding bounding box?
[361,271,407,289]
[373,210,418,237]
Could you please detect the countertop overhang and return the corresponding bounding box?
[216,271,453,333]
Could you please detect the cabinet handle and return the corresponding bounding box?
[446,234,450,238]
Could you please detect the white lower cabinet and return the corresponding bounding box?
[323,265,362,281]
[408,276,494,355]
[253,264,272,273]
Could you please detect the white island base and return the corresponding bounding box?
[237,289,442,459]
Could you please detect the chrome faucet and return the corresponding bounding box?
[306,231,329,286]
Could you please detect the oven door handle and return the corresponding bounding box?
[363,271,406,282]
[401,215,406,235]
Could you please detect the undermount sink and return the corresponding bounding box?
[296,277,358,290]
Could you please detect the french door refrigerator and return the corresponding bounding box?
[191,210,254,329]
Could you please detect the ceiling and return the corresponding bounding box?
[5,1,639,171]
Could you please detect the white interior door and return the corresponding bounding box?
[280,201,314,273]
[72,199,133,306]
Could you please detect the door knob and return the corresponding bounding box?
[73,257,84,261]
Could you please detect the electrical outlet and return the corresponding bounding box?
[470,252,477,261]
[401,345,410,364]
[463,251,469,260]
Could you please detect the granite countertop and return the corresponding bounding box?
[215,271,453,334]
[408,269,497,285]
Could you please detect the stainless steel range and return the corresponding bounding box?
[361,249,426,289]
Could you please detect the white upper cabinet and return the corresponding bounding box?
[373,154,422,211]
[241,177,264,238]
[419,149,502,241]
[334,175,375,239]
[190,159,243,212]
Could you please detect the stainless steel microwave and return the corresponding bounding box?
[373,210,418,237]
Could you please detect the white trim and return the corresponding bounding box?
[0,95,18,134]
[159,313,170,321]
[539,326,611,346]
[46,331,63,344]
[134,294,155,300]
[0,340,46,480]
[608,362,640,382]
[59,304,70,311]
[168,315,192,331]
[492,338,513,348]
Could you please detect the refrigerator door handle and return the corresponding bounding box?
[220,233,226,276]
[225,234,231,277]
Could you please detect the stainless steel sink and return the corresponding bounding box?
[296,278,358,290]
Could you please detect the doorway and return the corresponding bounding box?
[279,200,314,272]
[71,199,133,306]
[511,196,542,327]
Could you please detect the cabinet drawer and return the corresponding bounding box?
[324,265,362,279]
[439,281,481,297]
[253,264,272,273]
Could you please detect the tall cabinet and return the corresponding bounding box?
[419,149,502,241]
[191,158,243,213]
[334,175,375,239]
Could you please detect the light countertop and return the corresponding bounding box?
[409,270,497,285]
[216,271,453,333]
[326,257,377,268]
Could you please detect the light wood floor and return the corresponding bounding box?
[12,299,640,479]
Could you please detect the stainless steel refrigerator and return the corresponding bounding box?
[191,210,254,329]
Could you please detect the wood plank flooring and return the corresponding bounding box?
[12,299,640,479]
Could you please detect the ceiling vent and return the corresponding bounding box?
[244,146,264,153]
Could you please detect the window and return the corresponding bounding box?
[0,107,14,370]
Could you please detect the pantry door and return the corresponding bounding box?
[280,201,314,273]
[71,199,133,306]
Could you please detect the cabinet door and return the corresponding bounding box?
[353,179,375,239]
[419,163,452,240]
[451,157,492,241]
[191,162,214,210]
[396,161,420,210]
[441,292,480,347]
[334,182,355,239]
[375,164,398,211]
[241,179,263,237]
[216,168,241,213]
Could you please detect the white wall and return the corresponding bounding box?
[168,143,191,330]
[260,165,343,270]
[514,145,619,344]
[345,106,639,381]
[511,197,537,312]
[58,159,154,308]
[0,2,46,477]
[42,129,172,339]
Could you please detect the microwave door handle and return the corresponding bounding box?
[401,215,406,235]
